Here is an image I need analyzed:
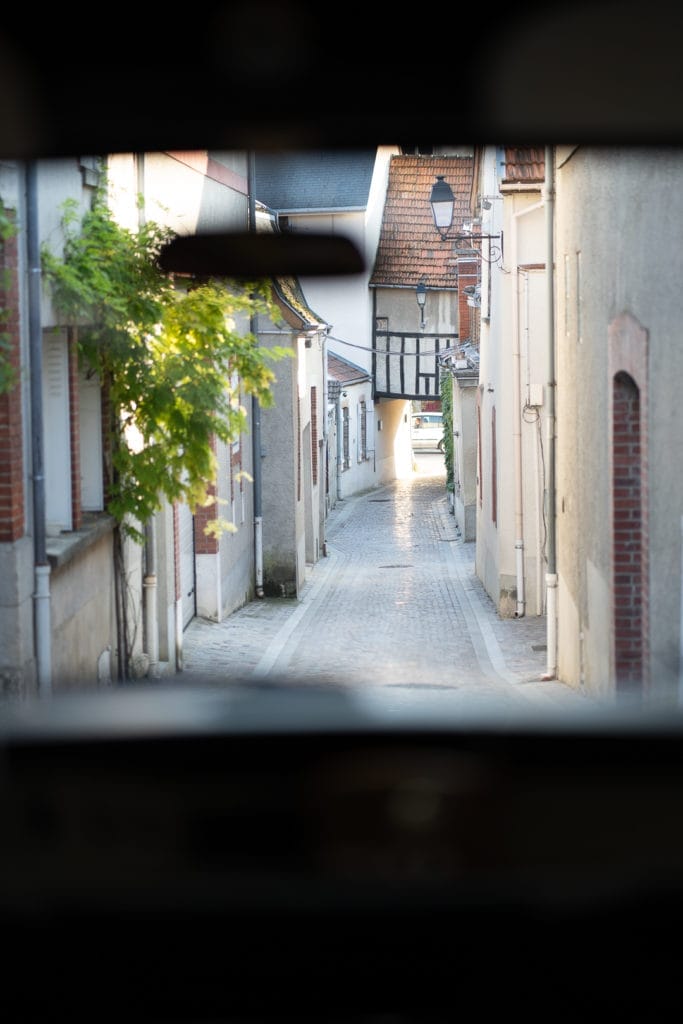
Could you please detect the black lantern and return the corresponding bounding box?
[429,175,456,239]
[428,175,503,263]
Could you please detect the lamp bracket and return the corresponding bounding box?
[447,232,503,266]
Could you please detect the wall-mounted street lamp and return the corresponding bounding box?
[416,280,427,329]
[429,175,503,265]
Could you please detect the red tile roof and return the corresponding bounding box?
[369,155,474,291]
[502,147,545,184]
[327,352,370,384]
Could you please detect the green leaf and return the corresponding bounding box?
[40,184,290,539]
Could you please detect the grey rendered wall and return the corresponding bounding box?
[556,146,683,701]
[260,343,301,596]
[0,537,37,697]
[452,376,478,542]
[48,527,117,691]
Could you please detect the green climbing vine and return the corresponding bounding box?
[0,198,18,396]
[41,187,292,544]
[440,367,454,496]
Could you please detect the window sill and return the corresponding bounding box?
[46,513,117,571]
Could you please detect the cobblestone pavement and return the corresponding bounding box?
[180,457,597,716]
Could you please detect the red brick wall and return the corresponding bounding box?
[194,435,218,555]
[608,312,649,696]
[612,370,646,694]
[0,214,25,542]
[457,258,478,344]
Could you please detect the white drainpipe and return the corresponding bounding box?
[34,564,52,692]
[543,146,558,680]
[510,208,525,617]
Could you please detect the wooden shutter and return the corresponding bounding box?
[42,331,72,533]
[79,370,104,511]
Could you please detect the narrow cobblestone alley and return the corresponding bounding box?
[181,458,593,715]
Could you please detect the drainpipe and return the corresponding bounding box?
[322,328,330,445]
[521,269,544,616]
[510,204,525,618]
[248,152,264,597]
[322,325,331,550]
[543,145,558,680]
[252,386,264,598]
[27,162,52,694]
[137,153,159,676]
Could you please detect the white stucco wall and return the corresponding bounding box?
[259,331,319,597]
[452,376,478,541]
[0,151,255,691]
[108,151,248,236]
[275,148,399,384]
[375,397,413,485]
[37,159,95,327]
[293,209,373,379]
[108,151,254,646]
[475,161,548,619]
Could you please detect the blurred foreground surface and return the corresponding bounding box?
[1,680,683,1019]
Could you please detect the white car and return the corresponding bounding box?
[411,412,444,452]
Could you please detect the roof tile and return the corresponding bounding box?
[502,147,546,184]
[369,155,474,290]
[327,352,370,384]
[254,150,377,211]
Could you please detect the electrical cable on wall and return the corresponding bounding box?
[257,327,455,360]
[327,334,455,359]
